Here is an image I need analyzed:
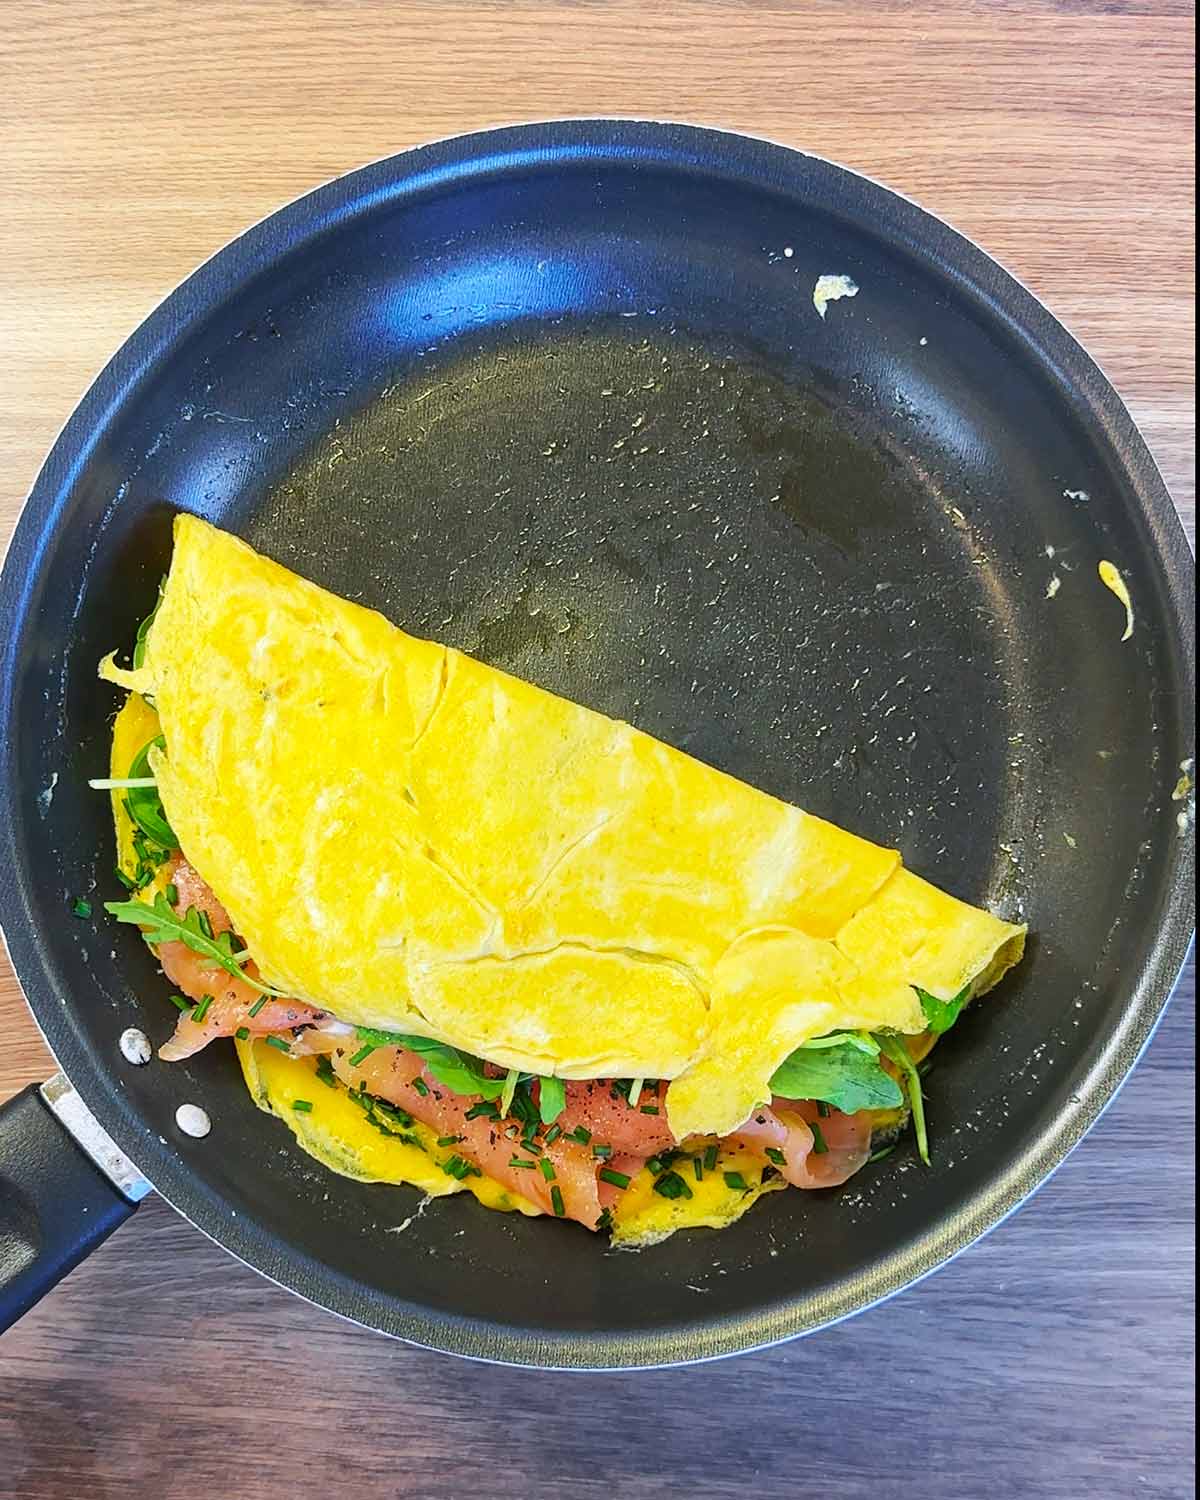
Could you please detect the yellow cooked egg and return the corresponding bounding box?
[100,517,1024,1142]
[1098,559,1135,641]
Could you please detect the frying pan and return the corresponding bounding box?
[0,121,1193,1368]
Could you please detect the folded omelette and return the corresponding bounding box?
[101,514,1024,1148]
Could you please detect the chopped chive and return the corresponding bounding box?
[71,897,92,919]
[538,1158,556,1181]
[168,993,190,1011]
[509,1086,538,1127]
[508,1156,537,1170]
[598,1167,631,1190]
[366,1117,424,1148]
[235,1026,250,1041]
[817,1100,831,1118]
[639,1104,660,1115]
[627,1077,644,1108]
[264,1035,292,1054]
[190,993,214,1025]
[314,1055,337,1088]
[411,1076,429,1096]
[868,1144,896,1164]
[653,1171,693,1200]
[372,1099,413,1129]
[544,1124,562,1144]
[247,995,269,1018]
[570,1125,592,1145]
[810,1120,829,1155]
[550,1185,565,1217]
[348,1043,376,1067]
[164,883,179,906]
[441,1154,480,1180]
[196,910,214,940]
[592,1143,613,1159]
[703,1144,719,1172]
[114,867,136,891]
[292,1099,314,1113]
[723,1171,748,1191]
[693,1156,704,1181]
[437,1134,464,1147]
[646,1155,663,1175]
[765,1146,786,1165]
[465,1100,499,1120]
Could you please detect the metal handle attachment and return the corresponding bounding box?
[0,1073,150,1331]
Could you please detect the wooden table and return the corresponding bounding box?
[1,4,1193,1496]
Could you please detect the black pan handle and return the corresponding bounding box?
[0,1076,149,1331]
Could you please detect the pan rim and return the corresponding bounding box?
[0,118,1194,1368]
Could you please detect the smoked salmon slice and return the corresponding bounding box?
[157,857,326,1061]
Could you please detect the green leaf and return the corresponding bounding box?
[771,1038,903,1113]
[499,1067,520,1118]
[354,1028,509,1102]
[124,736,178,851]
[915,982,972,1036]
[103,892,282,996]
[876,1033,930,1165]
[537,1074,566,1124]
[132,579,165,670]
[797,1029,880,1056]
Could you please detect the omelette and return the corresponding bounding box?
[96,515,1025,1245]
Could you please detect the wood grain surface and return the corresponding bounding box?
[0,4,1194,1497]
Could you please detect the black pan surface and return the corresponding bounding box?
[0,121,1193,1367]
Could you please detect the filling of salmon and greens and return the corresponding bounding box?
[93,607,978,1244]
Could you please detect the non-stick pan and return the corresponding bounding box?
[0,121,1193,1367]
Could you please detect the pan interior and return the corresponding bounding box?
[4,132,1192,1359]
